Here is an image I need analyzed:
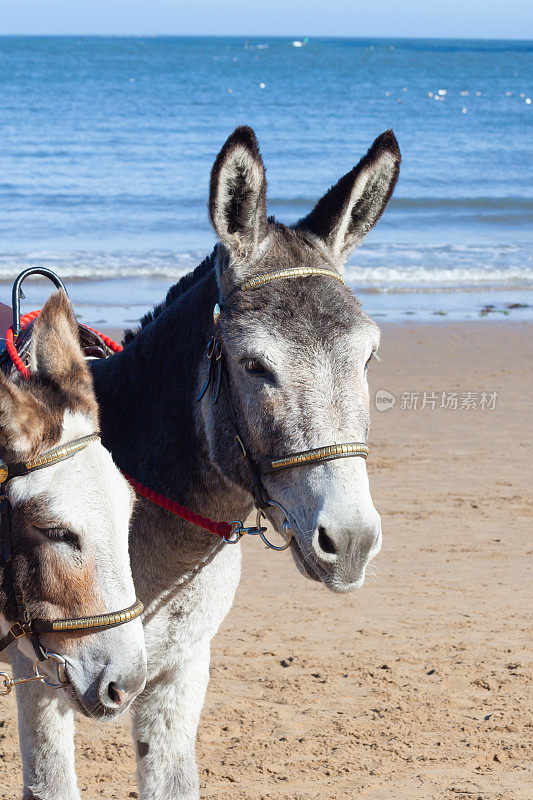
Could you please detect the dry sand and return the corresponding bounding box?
[1,321,531,799]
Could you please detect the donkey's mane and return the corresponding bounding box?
[123,250,215,345]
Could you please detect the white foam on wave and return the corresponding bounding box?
[344,264,533,289]
[0,250,206,281]
[0,247,532,292]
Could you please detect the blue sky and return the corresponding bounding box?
[0,0,531,38]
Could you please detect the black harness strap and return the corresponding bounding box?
[218,357,269,510]
[0,492,47,660]
[0,623,27,654]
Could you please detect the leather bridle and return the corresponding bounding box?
[0,434,144,696]
[197,267,370,549]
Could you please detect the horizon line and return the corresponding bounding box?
[0,33,531,42]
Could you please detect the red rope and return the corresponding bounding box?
[5,310,233,540]
[124,474,231,538]
[5,310,41,380]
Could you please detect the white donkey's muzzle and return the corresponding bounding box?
[311,510,382,590]
[281,458,382,592]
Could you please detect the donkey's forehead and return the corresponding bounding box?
[225,278,379,355]
[248,224,337,274]
[221,224,378,344]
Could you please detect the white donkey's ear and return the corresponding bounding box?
[209,126,268,266]
[0,370,48,461]
[296,130,401,265]
[29,291,90,385]
[29,291,97,420]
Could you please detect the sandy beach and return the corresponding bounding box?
[1,320,531,800]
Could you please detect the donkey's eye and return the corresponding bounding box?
[38,527,80,549]
[242,358,268,376]
[365,350,378,370]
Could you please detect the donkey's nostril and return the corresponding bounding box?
[107,682,127,706]
[318,527,336,555]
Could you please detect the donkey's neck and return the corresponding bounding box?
[90,264,252,581]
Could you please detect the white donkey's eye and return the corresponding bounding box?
[37,527,80,549]
[365,349,380,368]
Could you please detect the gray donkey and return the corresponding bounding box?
[13,126,400,799]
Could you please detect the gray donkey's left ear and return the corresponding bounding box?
[209,126,268,262]
[296,130,400,264]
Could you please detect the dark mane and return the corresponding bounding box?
[123,250,216,345]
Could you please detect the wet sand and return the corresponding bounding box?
[1,321,531,799]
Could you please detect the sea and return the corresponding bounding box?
[0,36,531,327]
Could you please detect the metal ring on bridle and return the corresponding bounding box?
[255,500,294,551]
[224,523,244,544]
[224,517,268,543]
[32,652,68,688]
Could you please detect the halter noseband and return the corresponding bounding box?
[0,432,143,695]
[198,267,370,548]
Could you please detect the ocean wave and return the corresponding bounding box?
[0,247,531,291]
[344,265,533,288]
[0,250,204,281]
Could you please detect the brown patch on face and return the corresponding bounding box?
[5,497,105,649]
[0,293,103,638]
[36,550,101,613]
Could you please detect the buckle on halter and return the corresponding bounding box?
[7,621,26,640]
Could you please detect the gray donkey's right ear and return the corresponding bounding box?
[209,126,268,262]
[296,130,401,265]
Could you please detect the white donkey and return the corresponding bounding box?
[0,291,147,797]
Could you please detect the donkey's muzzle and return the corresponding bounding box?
[309,510,382,591]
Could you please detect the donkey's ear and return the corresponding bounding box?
[29,291,95,407]
[209,126,268,263]
[296,130,400,264]
[0,371,48,460]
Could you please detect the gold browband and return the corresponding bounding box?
[269,442,369,472]
[0,433,100,484]
[238,267,346,293]
[24,434,100,472]
[33,599,144,634]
